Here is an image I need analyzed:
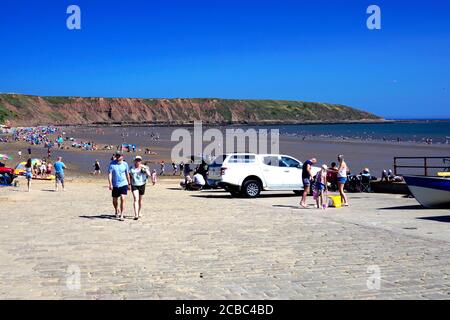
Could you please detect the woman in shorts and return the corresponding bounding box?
[337,154,349,206]
[25,158,34,192]
[129,156,151,220]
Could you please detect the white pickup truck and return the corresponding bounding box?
[208,153,320,198]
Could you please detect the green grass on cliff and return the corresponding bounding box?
[212,99,379,122]
[42,96,74,105]
[0,102,16,123]
[0,103,9,122]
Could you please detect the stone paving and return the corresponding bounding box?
[0,179,449,299]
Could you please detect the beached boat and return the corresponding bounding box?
[403,175,450,208]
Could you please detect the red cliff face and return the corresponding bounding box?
[0,94,381,126]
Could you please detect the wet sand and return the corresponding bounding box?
[1,125,449,176]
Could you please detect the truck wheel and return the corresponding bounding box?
[242,180,261,198]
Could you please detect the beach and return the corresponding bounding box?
[0,178,449,299]
[1,124,450,177]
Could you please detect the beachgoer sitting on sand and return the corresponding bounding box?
[182,171,205,191]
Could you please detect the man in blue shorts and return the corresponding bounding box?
[108,151,131,221]
[54,156,66,192]
[300,157,317,208]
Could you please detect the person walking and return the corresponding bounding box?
[183,161,193,190]
[108,151,131,221]
[24,158,34,192]
[129,156,151,220]
[179,162,184,176]
[159,161,165,176]
[300,157,317,208]
[337,154,349,206]
[93,160,101,175]
[54,157,66,191]
[172,162,178,175]
[151,169,157,185]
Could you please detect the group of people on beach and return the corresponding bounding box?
[24,156,66,192]
[300,154,349,209]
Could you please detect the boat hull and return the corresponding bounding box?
[403,175,450,209]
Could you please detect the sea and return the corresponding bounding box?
[257,121,450,144]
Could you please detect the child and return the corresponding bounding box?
[151,169,157,186]
[314,164,329,210]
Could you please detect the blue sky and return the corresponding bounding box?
[0,0,449,119]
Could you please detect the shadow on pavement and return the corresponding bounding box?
[166,187,227,192]
[79,214,118,220]
[272,205,303,209]
[191,193,298,199]
[418,216,450,223]
[378,205,423,210]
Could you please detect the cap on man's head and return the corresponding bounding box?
[114,151,123,158]
[134,156,142,161]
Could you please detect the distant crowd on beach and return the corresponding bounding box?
[281,131,450,145]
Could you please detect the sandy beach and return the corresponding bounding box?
[0,178,449,299]
[1,125,449,177]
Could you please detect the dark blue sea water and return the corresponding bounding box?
[256,122,450,144]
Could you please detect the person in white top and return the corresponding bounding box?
[337,154,349,206]
[193,172,206,187]
[185,172,206,190]
[129,156,151,220]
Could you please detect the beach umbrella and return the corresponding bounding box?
[0,154,12,161]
